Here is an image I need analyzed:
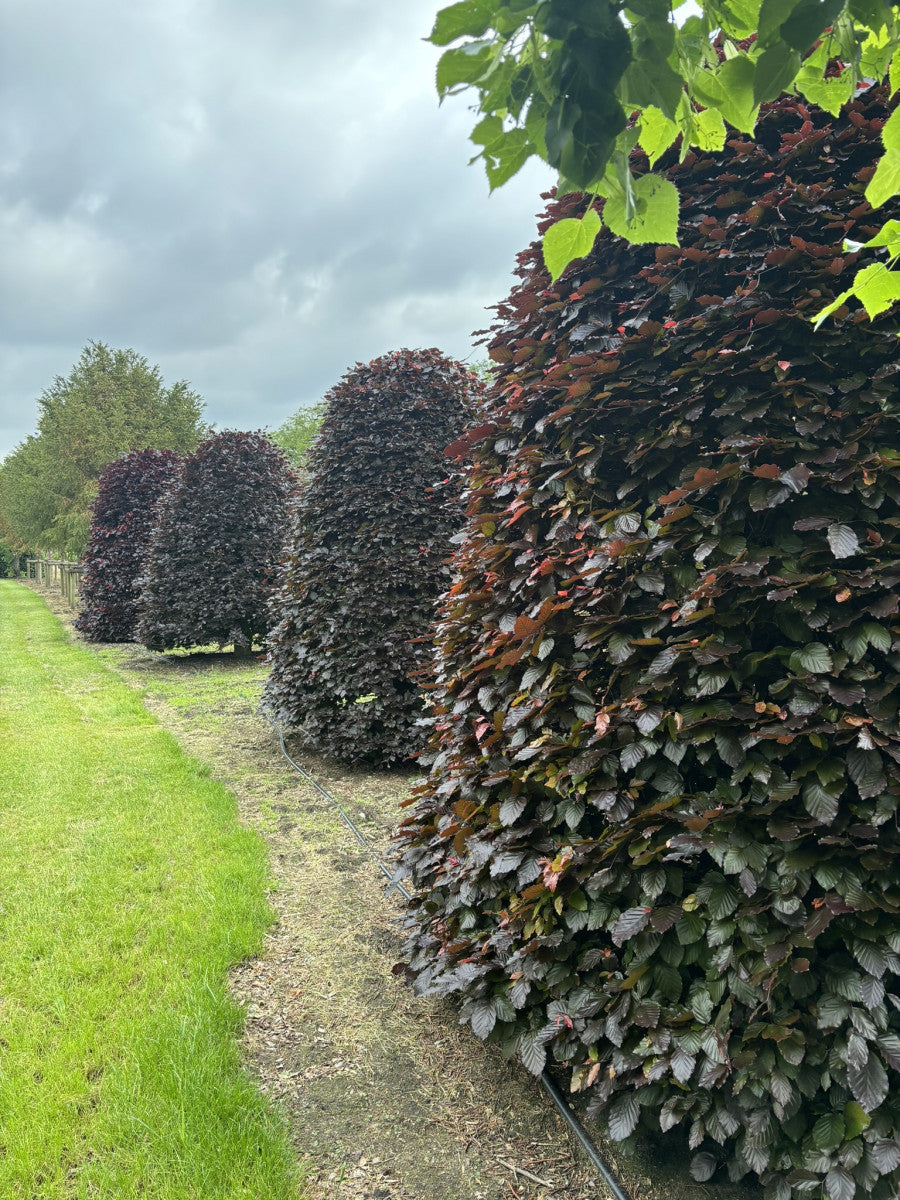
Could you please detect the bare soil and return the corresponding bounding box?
[32,583,761,1200]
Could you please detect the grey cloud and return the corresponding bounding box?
[0,0,555,456]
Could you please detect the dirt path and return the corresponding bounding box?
[32,584,759,1200]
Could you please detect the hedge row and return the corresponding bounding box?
[398,84,900,1200]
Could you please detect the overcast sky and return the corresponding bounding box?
[0,0,555,459]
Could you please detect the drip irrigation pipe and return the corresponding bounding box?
[261,704,411,901]
[260,704,631,1200]
[538,1071,630,1200]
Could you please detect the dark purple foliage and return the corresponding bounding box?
[137,431,296,651]
[264,348,478,767]
[399,87,900,1199]
[74,449,182,642]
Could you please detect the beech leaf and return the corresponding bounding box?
[827,523,860,559]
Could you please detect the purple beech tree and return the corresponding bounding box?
[399,85,900,1200]
[75,449,182,643]
[264,348,479,767]
[137,431,296,652]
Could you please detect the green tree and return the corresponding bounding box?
[0,342,206,557]
[269,402,326,474]
[0,489,26,575]
[0,438,57,554]
[431,0,900,305]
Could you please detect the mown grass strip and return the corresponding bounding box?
[0,582,303,1200]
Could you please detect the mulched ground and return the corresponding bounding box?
[30,582,760,1200]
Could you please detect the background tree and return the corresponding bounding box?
[399,84,900,1200]
[137,432,296,653]
[270,402,326,476]
[0,341,206,557]
[0,541,20,578]
[0,438,55,557]
[264,348,479,768]
[431,0,900,302]
[74,450,183,643]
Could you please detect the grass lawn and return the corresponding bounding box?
[0,582,304,1199]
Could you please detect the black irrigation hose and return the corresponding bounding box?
[260,703,632,1200]
[261,704,411,901]
[538,1071,630,1200]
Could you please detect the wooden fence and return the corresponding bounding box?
[27,556,84,610]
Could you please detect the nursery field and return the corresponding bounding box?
[6,582,764,1200]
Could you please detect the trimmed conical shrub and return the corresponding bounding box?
[399,85,900,1199]
[74,449,182,642]
[264,347,478,767]
[137,431,295,652]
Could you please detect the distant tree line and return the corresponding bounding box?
[0,341,330,569]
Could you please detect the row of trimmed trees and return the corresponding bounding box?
[76,348,479,765]
[71,83,900,1199]
[75,433,295,651]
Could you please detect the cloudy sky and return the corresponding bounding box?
[0,0,556,458]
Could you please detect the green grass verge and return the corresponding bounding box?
[0,583,303,1199]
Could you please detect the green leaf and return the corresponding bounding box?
[692,54,760,135]
[812,284,856,328]
[620,40,684,120]
[676,911,704,944]
[781,0,846,52]
[803,780,840,824]
[485,128,535,188]
[891,52,900,97]
[470,116,535,189]
[859,24,894,80]
[603,173,679,245]
[843,1100,871,1139]
[863,218,900,253]
[430,0,496,46]
[542,209,602,282]
[758,0,804,46]
[638,105,679,167]
[842,626,870,663]
[791,643,833,673]
[863,621,892,652]
[754,42,802,103]
[688,107,727,154]
[813,1111,845,1150]
[881,102,900,151]
[850,0,892,28]
[720,0,768,36]
[866,146,900,209]
[849,261,900,318]
[436,43,495,95]
[795,65,854,115]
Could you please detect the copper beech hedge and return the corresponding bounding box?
[264,348,477,767]
[137,431,295,652]
[75,449,182,642]
[398,84,900,1200]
